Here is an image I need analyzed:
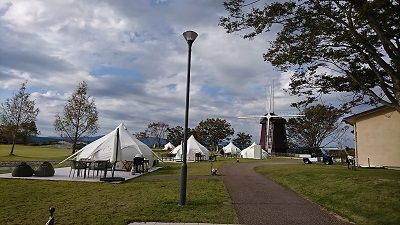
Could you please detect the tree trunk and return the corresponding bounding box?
[9,99,23,156]
[10,132,16,156]
[72,127,79,154]
[394,78,400,112]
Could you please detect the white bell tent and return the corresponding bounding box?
[223,142,241,155]
[61,123,155,167]
[170,135,209,161]
[240,142,266,159]
[163,142,175,150]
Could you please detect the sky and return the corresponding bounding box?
[0,0,354,147]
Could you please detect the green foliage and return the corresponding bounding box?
[17,121,39,144]
[0,82,39,155]
[166,125,184,146]
[54,81,99,153]
[134,130,148,140]
[256,164,400,225]
[287,104,346,148]
[232,132,252,149]
[0,122,39,144]
[220,0,400,111]
[194,118,234,150]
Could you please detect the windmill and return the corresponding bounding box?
[239,86,304,153]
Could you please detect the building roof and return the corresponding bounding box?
[343,105,391,125]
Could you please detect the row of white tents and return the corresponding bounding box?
[164,137,267,160]
[61,123,267,169]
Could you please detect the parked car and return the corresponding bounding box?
[302,149,333,165]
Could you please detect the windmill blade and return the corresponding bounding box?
[238,114,285,119]
[238,116,265,119]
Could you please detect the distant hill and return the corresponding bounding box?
[30,135,167,148]
[138,137,168,148]
[30,136,103,144]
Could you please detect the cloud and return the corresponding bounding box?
[0,0,354,147]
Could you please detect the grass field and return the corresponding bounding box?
[0,145,239,225]
[0,144,71,161]
[6,145,398,225]
[256,163,400,225]
[0,175,237,225]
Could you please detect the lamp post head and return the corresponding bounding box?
[183,31,198,45]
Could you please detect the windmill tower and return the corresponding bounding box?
[239,86,304,153]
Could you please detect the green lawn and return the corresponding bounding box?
[0,144,71,161]
[154,157,256,176]
[0,146,239,225]
[256,163,400,225]
[0,177,237,225]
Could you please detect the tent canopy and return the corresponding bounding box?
[61,123,155,166]
[163,142,175,150]
[170,135,209,161]
[223,142,241,155]
[240,142,266,159]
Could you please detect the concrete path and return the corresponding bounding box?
[128,223,239,225]
[219,161,352,225]
[0,167,160,183]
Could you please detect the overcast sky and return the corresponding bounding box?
[0,0,354,147]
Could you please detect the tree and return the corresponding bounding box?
[286,104,346,150]
[220,0,400,111]
[194,118,234,151]
[166,126,184,146]
[233,132,252,150]
[54,81,99,153]
[146,121,169,147]
[17,121,39,144]
[0,82,39,155]
[135,131,149,140]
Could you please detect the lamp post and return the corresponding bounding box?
[179,30,198,206]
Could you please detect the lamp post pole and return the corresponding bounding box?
[179,30,198,206]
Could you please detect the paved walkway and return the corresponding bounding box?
[219,161,353,225]
[128,223,239,225]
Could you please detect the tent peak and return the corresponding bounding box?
[117,123,128,131]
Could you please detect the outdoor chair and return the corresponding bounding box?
[195,153,202,162]
[34,162,55,177]
[92,160,109,177]
[69,160,88,177]
[12,162,34,177]
[133,157,144,174]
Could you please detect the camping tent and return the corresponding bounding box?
[240,142,266,159]
[223,142,241,155]
[61,123,155,168]
[163,142,175,150]
[170,135,209,161]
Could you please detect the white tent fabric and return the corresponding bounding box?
[222,142,241,155]
[163,142,175,150]
[61,123,155,167]
[240,142,266,159]
[170,135,209,161]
